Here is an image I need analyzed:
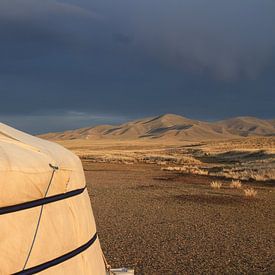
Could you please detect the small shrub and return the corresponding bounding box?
[230,180,242,189]
[210,181,222,189]
[244,188,257,198]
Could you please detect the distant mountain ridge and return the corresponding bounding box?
[39,114,275,141]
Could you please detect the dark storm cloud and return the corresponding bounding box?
[71,0,275,80]
[0,0,274,132]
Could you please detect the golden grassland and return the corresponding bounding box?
[56,136,275,182]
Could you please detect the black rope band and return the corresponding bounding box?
[0,186,86,215]
[13,233,98,275]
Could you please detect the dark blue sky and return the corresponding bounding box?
[0,0,274,133]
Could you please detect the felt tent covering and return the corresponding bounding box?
[0,123,106,274]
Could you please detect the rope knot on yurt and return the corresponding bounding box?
[49,163,59,171]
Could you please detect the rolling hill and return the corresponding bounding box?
[39,114,275,141]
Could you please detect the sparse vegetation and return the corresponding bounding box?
[230,180,242,189]
[162,166,184,172]
[54,137,275,182]
[244,188,257,198]
[210,181,222,189]
[162,166,208,175]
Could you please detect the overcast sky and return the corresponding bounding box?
[0,0,274,133]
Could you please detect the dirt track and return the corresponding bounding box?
[85,163,274,274]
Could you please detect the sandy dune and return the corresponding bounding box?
[39,114,275,141]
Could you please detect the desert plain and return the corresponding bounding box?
[41,114,275,274]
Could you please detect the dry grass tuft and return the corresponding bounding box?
[210,181,222,189]
[162,166,184,172]
[230,180,242,189]
[162,166,208,175]
[244,188,257,198]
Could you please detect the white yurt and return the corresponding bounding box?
[0,123,134,275]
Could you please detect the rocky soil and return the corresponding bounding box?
[85,163,275,275]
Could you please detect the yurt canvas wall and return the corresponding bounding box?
[0,123,106,275]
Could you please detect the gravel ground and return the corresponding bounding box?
[85,163,275,275]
